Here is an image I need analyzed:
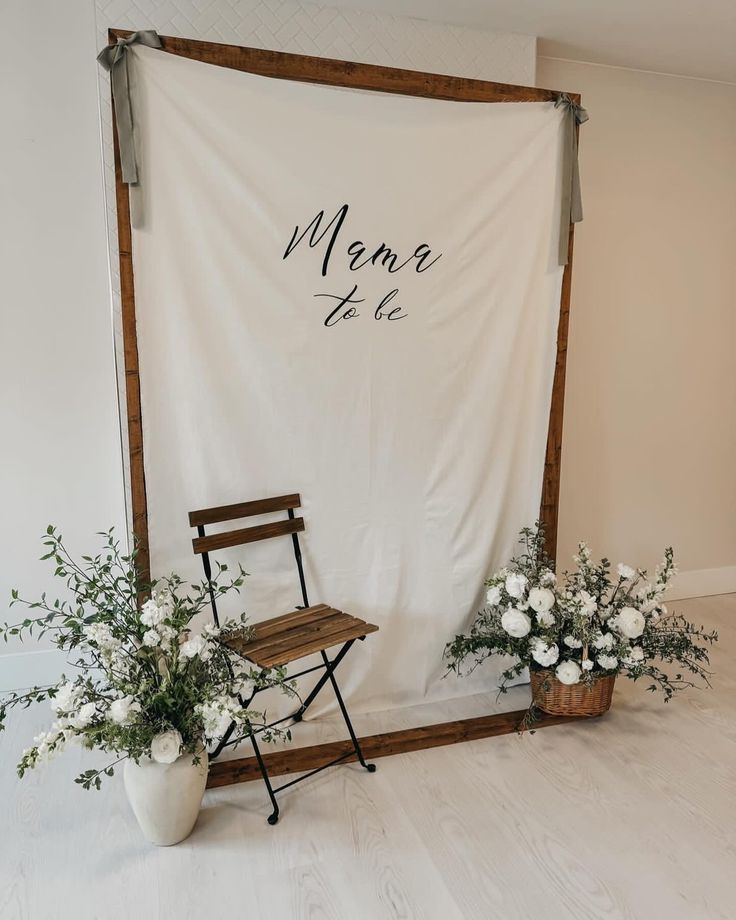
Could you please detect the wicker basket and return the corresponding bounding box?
[530,668,616,717]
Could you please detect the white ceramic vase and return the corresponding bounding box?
[123,745,208,846]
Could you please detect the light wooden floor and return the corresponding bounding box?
[1,594,734,920]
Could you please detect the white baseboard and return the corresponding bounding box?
[0,649,69,692]
[667,565,736,601]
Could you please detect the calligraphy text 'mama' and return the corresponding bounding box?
[283,204,442,277]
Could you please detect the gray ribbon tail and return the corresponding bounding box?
[97,31,162,185]
[555,93,588,266]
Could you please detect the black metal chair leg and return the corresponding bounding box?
[290,640,355,722]
[249,728,280,825]
[320,649,376,773]
[209,718,237,760]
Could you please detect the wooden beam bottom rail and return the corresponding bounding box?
[207,709,580,788]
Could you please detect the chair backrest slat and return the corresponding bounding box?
[188,493,301,528]
[192,516,305,555]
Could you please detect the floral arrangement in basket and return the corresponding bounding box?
[445,524,717,719]
[0,527,295,792]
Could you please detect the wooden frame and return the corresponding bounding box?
[109,30,580,786]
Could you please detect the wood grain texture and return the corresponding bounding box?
[192,516,305,553]
[188,493,301,526]
[110,30,579,105]
[109,47,151,583]
[228,606,377,667]
[207,709,575,788]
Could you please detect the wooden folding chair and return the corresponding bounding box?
[189,493,378,824]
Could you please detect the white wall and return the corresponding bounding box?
[0,0,127,688]
[537,57,736,593]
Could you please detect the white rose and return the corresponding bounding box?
[505,573,528,599]
[528,586,555,614]
[617,563,636,580]
[180,635,208,659]
[555,660,582,685]
[623,646,645,665]
[581,659,594,671]
[597,654,618,670]
[500,608,532,638]
[485,585,502,607]
[531,640,559,668]
[142,629,162,647]
[150,730,183,764]
[615,606,646,639]
[578,590,597,615]
[109,695,141,725]
[71,701,97,729]
[592,632,615,651]
[563,635,583,649]
[535,609,556,627]
[140,600,165,627]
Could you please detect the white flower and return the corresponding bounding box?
[235,677,257,699]
[617,563,636,580]
[142,629,162,647]
[153,590,174,618]
[197,698,241,739]
[202,622,220,639]
[597,654,618,670]
[592,632,615,651]
[563,635,583,649]
[581,658,594,671]
[555,660,582,685]
[71,701,97,729]
[505,573,528,599]
[535,609,556,627]
[528,586,555,614]
[540,570,557,587]
[108,695,141,725]
[83,622,119,650]
[180,634,210,660]
[578,591,597,616]
[530,639,559,668]
[157,624,177,644]
[623,646,645,665]
[150,730,182,764]
[51,681,82,714]
[485,585,502,607]
[140,600,165,627]
[500,607,532,638]
[614,606,646,639]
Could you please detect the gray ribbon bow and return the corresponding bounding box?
[554,93,589,266]
[97,31,162,185]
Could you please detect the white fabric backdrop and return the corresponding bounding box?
[128,45,565,714]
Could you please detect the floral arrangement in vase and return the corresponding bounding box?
[0,527,295,845]
[445,524,717,719]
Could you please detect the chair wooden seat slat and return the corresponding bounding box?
[226,606,378,668]
[244,603,335,641]
[190,493,378,825]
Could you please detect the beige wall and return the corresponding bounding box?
[537,58,736,588]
